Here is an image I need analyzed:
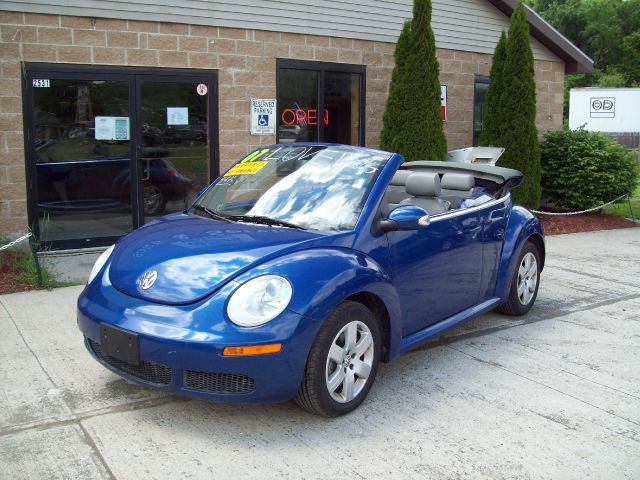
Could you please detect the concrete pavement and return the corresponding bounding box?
[1,228,639,479]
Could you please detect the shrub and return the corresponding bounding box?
[540,128,639,210]
[479,31,509,147]
[380,0,447,161]
[380,21,411,153]
[498,0,541,209]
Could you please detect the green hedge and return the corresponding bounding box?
[540,128,638,210]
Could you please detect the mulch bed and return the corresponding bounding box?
[0,250,36,295]
[537,212,637,236]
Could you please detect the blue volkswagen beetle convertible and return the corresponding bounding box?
[78,144,544,416]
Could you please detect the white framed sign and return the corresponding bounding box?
[95,116,130,141]
[167,107,189,125]
[250,99,276,135]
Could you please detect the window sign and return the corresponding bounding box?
[95,116,130,141]
[167,107,189,125]
[281,108,329,126]
[441,85,447,122]
[251,99,276,135]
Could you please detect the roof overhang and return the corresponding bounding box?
[487,0,594,74]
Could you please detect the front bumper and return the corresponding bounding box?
[77,271,317,403]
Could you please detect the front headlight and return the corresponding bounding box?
[227,275,293,327]
[87,245,115,284]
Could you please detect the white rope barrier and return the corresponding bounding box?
[531,194,631,216]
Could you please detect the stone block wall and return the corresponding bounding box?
[438,49,564,148]
[0,10,565,237]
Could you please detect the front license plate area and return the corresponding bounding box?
[99,323,139,366]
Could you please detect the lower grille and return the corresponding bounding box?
[88,339,172,386]
[184,370,255,394]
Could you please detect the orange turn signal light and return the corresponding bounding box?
[222,343,282,356]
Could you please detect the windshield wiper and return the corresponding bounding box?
[191,204,232,222]
[226,214,306,230]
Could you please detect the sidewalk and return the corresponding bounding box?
[1,229,639,479]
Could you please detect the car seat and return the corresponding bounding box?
[440,173,475,209]
[399,172,450,215]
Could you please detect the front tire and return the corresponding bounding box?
[295,301,381,416]
[496,241,541,316]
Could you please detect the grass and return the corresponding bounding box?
[602,185,640,220]
[0,238,77,292]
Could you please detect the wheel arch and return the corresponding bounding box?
[345,292,393,362]
[246,248,403,362]
[495,206,545,302]
[527,233,545,271]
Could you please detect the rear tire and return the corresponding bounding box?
[294,301,381,417]
[496,241,541,316]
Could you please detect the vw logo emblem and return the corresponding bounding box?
[139,270,158,290]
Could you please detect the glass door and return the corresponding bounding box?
[276,60,365,146]
[24,65,218,250]
[28,75,134,247]
[137,78,212,223]
[276,69,319,143]
[323,71,361,145]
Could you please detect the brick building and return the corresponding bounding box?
[0,0,591,249]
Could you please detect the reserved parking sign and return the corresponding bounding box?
[251,99,276,135]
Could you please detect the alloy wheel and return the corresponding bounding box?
[325,320,375,403]
[517,252,538,305]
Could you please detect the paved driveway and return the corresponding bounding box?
[1,228,639,479]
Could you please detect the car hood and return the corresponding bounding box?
[108,214,327,305]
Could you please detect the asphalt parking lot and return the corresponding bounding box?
[1,228,639,479]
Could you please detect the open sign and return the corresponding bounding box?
[281,108,330,126]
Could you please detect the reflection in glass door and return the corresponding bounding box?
[31,78,133,245]
[139,81,209,222]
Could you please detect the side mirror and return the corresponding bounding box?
[379,205,430,232]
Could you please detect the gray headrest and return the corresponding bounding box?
[441,173,474,191]
[390,169,412,186]
[405,172,441,197]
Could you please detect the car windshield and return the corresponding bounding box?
[192,145,390,231]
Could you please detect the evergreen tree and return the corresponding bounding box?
[380,21,412,152]
[380,0,447,161]
[499,0,542,208]
[479,31,508,146]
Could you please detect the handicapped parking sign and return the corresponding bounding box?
[251,99,276,135]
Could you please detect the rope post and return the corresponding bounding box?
[28,234,43,288]
[628,195,636,223]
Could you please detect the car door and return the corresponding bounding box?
[477,195,512,301]
[387,208,483,336]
